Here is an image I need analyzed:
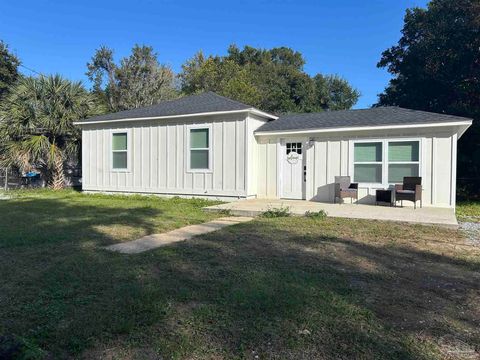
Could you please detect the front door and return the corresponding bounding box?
[282,140,306,199]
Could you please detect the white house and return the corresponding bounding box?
[74,92,472,208]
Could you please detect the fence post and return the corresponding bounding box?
[4,167,8,191]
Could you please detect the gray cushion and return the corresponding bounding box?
[397,190,415,194]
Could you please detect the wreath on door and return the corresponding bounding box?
[287,151,300,164]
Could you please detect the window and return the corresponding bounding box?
[352,139,421,184]
[286,142,302,155]
[112,132,128,170]
[189,127,210,170]
[388,141,419,183]
[353,142,382,183]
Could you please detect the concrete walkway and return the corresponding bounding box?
[204,199,458,228]
[105,216,253,254]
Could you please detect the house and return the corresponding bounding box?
[74,92,472,208]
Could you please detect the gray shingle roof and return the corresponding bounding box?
[256,107,472,133]
[83,92,252,122]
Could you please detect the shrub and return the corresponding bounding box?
[0,335,45,360]
[305,210,328,220]
[262,206,291,218]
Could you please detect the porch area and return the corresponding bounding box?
[204,198,458,228]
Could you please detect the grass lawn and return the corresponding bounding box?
[457,200,480,223]
[1,190,479,359]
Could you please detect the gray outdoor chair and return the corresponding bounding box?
[334,176,358,204]
[394,176,422,209]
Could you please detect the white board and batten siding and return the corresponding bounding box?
[81,113,266,200]
[255,126,461,208]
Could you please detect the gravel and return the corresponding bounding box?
[459,221,480,245]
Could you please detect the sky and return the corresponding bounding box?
[1,0,429,109]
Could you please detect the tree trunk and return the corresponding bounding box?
[50,153,65,190]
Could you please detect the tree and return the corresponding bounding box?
[86,45,177,112]
[179,45,359,113]
[376,0,480,193]
[0,40,21,99]
[313,74,360,111]
[0,75,103,189]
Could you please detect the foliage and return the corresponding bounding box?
[0,40,21,99]
[261,205,291,218]
[305,209,328,220]
[376,0,480,192]
[0,75,103,189]
[0,335,45,360]
[86,44,178,111]
[179,45,360,113]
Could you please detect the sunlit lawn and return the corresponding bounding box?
[0,190,479,359]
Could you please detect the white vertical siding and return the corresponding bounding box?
[257,127,460,208]
[81,113,248,198]
[256,138,278,198]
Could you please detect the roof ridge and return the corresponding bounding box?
[204,91,252,108]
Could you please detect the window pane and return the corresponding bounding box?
[388,164,419,183]
[113,152,127,169]
[354,142,382,162]
[190,128,209,148]
[112,133,127,151]
[354,164,382,183]
[389,141,419,162]
[190,150,209,169]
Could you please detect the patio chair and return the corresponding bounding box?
[334,176,358,204]
[394,177,422,209]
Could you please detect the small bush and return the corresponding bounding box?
[0,335,45,360]
[262,206,291,218]
[305,210,328,220]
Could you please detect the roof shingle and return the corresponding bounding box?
[256,107,472,133]
[83,92,252,122]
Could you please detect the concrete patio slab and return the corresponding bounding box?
[204,199,458,228]
[105,216,253,254]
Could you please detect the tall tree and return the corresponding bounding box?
[0,40,21,99]
[0,75,103,189]
[86,45,177,112]
[179,45,359,113]
[376,0,480,192]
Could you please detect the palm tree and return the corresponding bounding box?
[0,75,104,189]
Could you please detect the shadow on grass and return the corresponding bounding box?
[1,209,479,358]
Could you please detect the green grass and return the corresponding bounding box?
[457,200,480,222]
[1,190,479,359]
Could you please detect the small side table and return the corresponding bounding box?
[376,189,393,206]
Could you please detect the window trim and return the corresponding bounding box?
[186,124,212,173]
[350,138,422,187]
[387,141,420,183]
[352,141,383,184]
[110,129,131,172]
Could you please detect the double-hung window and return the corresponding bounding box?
[352,139,420,185]
[388,141,419,183]
[112,132,128,170]
[353,142,383,183]
[189,127,211,171]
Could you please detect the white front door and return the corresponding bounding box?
[282,140,306,199]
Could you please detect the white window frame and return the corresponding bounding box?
[387,140,421,184]
[352,140,384,185]
[186,124,212,173]
[111,129,131,172]
[350,137,422,187]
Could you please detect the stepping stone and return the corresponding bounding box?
[105,216,253,254]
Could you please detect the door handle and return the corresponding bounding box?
[303,165,307,182]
